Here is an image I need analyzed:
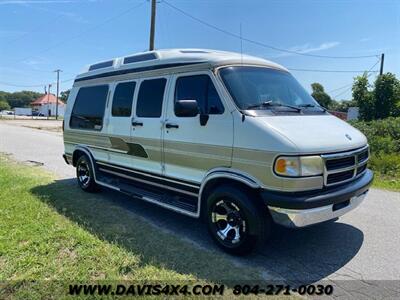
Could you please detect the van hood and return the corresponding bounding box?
[256,114,367,154]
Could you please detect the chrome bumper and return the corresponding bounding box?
[268,191,367,228]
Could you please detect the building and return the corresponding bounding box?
[347,107,360,121]
[31,93,65,117]
[329,110,348,121]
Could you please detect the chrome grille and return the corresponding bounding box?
[358,149,369,163]
[322,145,369,186]
[327,170,354,184]
[326,156,355,171]
[356,164,367,175]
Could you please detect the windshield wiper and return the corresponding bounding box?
[246,101,301,112]
[298,104,327,112]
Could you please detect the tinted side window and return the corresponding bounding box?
[175,75,224,115]
[112,81,136,117]
[136,78,166,118]
[70,85,109,130]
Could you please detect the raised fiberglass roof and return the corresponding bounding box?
[78,48,287,78]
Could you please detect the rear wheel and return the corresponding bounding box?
[206,185,271,255]
[76,154,99,193]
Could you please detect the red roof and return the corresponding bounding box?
[31,94,65,106]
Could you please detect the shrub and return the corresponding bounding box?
[369,153,400,177]
[350,117,400,185]
[350,117,400,154]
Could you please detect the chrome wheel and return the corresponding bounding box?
[77,161,90,187]
[211,200,247,245]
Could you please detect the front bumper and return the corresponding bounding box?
[262,169,373,228]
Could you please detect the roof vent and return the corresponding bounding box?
[89,60,114,71]
[123,53,157,64]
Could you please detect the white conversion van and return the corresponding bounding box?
[63,49,373,254]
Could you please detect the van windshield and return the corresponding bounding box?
[219,66,323,112]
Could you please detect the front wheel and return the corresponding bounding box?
[76,154,99,193]
[206,185,271,255]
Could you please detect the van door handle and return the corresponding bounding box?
[165,123,179,129]
[132,121,143,127]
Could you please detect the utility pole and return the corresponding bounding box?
[379,53,385,75]
[149,0,156,51]
[54,69,62,120]
[47,84,52,120]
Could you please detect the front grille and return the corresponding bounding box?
[327,170,354,184]
[358,150,369,163]
[322,146,369,186]
[357,164,367,175]
[326,156,355,170]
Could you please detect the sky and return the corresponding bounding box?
[0,0,399,100]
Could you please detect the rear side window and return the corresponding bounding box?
[175,75,224,115]
[112,81,136,117]
[136,78,166,118]
[70,85,109,130]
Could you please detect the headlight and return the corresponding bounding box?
[274,156,323,177]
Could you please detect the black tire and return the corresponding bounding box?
[206,185,271,255]
[76,154,99,193]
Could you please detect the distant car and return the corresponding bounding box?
[0,110,13,115]
[32,111,44,117]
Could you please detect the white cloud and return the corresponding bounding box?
[20,55,50,66]
[359,37,372,42]
[1,0,94,24]
[23,59,42,65]
[0,1,75,4]
[0,0,102,3]
[274,41,340,58]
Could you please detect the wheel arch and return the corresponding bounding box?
[72,146,97,180]
[198,169,263,218]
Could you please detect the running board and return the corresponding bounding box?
[96,168,199,217]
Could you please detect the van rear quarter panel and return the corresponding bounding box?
[63,86,109,164]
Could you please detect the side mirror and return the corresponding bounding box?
[175,100,199,117]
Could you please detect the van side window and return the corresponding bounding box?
[136,78,166,118]
[175,75,224,115]
[70,85,109,130]
[112,81,136,117]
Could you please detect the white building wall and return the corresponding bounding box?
[347,107,359,121]
[37,103,65,117]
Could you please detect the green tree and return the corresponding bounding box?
[352,75,374,121]
[394,83,400,116]
[311,83,333,108]
[0,100,11,111]
[5,90,43,108]
[60,89,70,103]
[373,73,400,119]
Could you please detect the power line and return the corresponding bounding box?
[327,58,381,96]
[289,68,379,73]
[331,72,374,99]
[162,0,379,59]
[0,66,54,73]
[0,78,74,88]
[327,82,353,94]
